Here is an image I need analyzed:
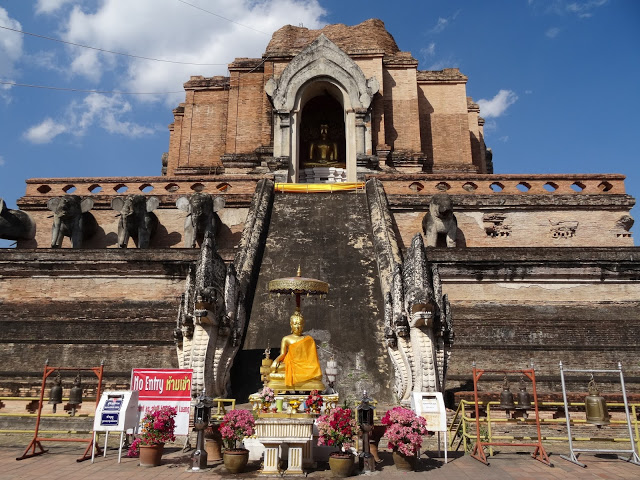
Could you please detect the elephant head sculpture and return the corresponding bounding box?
[0,197,35,241]
[47,195,96,248]
[176,193,226,248]
[422,193,458,247]
[111,195,160,248]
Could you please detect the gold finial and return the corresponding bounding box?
[297,265,301,277]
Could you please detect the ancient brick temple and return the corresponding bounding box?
[0,20,637,407]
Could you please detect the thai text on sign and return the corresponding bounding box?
[130,368,192,435]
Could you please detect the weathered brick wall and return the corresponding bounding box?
[383,67,421,152]
[418,83,473,169]
[167,86,229,173]
[424,248,640,395]
[0,250,197,396]
[354,56,385,151]
[226,70,266,155]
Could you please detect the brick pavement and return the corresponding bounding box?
[1,441,639,480]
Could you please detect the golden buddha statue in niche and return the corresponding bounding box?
[308,124,339,166]
[268,308,325,393]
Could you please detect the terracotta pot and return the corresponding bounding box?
[328,453,354,477]
[223,448,249,473]
[205,439,222,461]
[392,450,417,471]
[139,442,164,467]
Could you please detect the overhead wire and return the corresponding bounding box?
[0,24,228,66]
[0,81,182,95]
[176,0,269,35]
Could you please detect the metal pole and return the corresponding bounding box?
[559,361,585,467]
[618,363,640,465]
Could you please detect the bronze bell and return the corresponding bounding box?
[499,376,515,410]
[48,371,63,413]
[516,377,532,410]
[68,373,83,416]
[585,376,610,426]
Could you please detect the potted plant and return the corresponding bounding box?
[127,405,177,467]
[258,386,275,412]
[381,406,427,471]
[316,407,360,477]
[305,389,323,414]
[220,409,255,473]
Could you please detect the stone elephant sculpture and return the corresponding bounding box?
[176,193,225,248]
[111,195,160,248]
[47,196,97,248]
[0,197,35,241]
[422,193,458,247]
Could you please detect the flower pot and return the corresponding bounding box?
[223,448,249,473]
[328,453,354,477]
[392,451,417,471]
[205,438,222,462]
[139,443,164,467]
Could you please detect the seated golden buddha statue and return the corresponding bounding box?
[268,308,325,393]
[308,124,339,166]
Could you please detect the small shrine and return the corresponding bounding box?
[247,267,339,474]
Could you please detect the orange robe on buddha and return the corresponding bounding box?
[284,336,322,387]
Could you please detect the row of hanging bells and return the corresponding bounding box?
[47,370,83,415]
[499,376,532,410]
[498,373,610,426]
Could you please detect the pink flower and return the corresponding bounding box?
[381,407,427,456]
[316,408,360,453]
[127,406,177,457]
[220,409,255,450]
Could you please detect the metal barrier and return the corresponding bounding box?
[0,396,236,434]
[449,399,640,456]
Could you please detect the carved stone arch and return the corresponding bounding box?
[266,34,380,182]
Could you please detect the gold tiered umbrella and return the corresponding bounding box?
[268,266,328,313]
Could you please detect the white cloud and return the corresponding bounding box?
[566,0,608,18]
[422,42,436,57]
[477,90,518,118]
[0,155,5,166]
[41,0,327,104]
[428,56,459,71]
[0,7,24,78]
[35,0,76,15]
[499,135,509,143]
[545,27,561,38]
[24,93,158,144]
[429,10,461,34]
[24,118,68,144]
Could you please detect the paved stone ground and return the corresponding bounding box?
[1,436,639,480]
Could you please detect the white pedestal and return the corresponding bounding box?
[255,417,314,476]
[301,167,347,183]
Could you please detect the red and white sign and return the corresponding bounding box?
[131,368,192,436]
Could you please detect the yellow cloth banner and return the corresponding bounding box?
[284,336,322,386]
[274,183,365,193]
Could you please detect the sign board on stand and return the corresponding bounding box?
[411,391,448,463]
[130,368,193,437]
[92,390,139,463]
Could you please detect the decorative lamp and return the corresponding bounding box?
[192,391,214,471]
[326,357,338,393]
[357,390,375,472]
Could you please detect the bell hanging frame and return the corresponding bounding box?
[558,361,640,467]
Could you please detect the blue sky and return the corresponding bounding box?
[1,0,639,247]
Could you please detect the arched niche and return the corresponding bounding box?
[266,35,379,182]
